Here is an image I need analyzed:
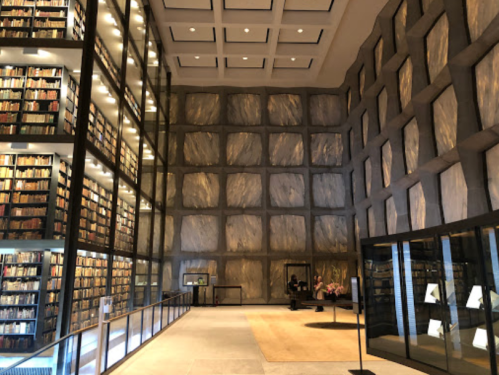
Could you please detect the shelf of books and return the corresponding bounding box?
[120,141,138,184]
[95,34,120,86]
[54,159,70,239]
[134,259,148,308]
[115,197,135,253]
[42,251,61,345]
[87,102,118,164]
[72,0,83,41]
[110,256,131,318]
[124,86,140,121]
[63,74,78,135]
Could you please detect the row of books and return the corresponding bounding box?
[0,321,35,334]
[0,179,11,190]
[0,293,37,305]
[74,276,105,288]
[12,192,48,203]
[15,168,51,178]
[14,179,49,190]
[23,100,59,112]
[4,252,42,263]
[9,218,44,229]
[0,336,32,349]
[0,307,35,319]
[0,167,13,178]
[3,266,39,277]
[73,287,105,300]
[26,89,58,100]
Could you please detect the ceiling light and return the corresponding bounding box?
[107,97,116,103]
[92,74,98,80]
[135,15,143,23]
[291,57,296,61]
[127,57,134,65]
[297,28,303,33]
[124,117,130,124]
[131,0,138,8]
[244,28,250,33]
[147,99,154,104]
[243,57,248,60]
[73,69,81,73]
[85,158,91,162]
[113,28,121,37]
[129,127,137,133]
[149,51,156,58]
[145,90,150,96]
[195,56,200,60]
[189,27,196,32]
[145,149,152,154]
[143,143,147,148]
[98,85,108,93]
[135,135,140,140]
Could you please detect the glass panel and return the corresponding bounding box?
[111,255,133,316]
[127,311,141,353]
[147,21,159,88]
[162,301,169,328]
[125,42,143,122]
[145,81,157,145]
[153,305,161,334]
[78,326,106,374]
[155,159,165,210]
[141,137,155,198]
[134,259,149,307]
[107,317,127,368]
[142,306,152,341]
[129,0,147,60]
[120,109,140,185]
[115,179,136,253]
[152,213,161,258]
[137,194,152,256]
[151,261,159,302]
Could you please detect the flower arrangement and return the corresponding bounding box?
[325,282,345,297]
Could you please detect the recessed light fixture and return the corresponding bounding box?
[244,28,250,33]
[73,69,81,73]
[127,57,134,65]
[149,51,156,58]
[195,56,200,60]
[135,15,143,23]
[129,128,137,133]
[147,99,154,104]
[297,28,303,33]
[131,0,138,8]
[243,57,248,60]
[291,57,296,61]
[112,28,121,36]
[189,27,196,32]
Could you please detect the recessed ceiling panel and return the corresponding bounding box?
[163,0,212,9]
[170,26,215,42]
[284,0,333,11]
[274,57,312,69]
[279,28,323,44]
[178,56,218,67]
[225,27,269,43]
[224,0,272,10]
[226,57,265,68]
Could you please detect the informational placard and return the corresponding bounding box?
[210,275,217,286]
[351,276,362,314]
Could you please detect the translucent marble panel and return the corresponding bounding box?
[422,0,432,12]
[164,215,174,253]
[180,215,219,252]
[182,173,220,208]
[476,43,499,130]
[404,118,419,174]
[162,261,172,291]
[382,141,392,187]
[270,259,307,299]
[394,1,407,52]
[466,0,499,42]
[375,38,384,78]
[433,85,458,156]
[362,111,369,147]
[170,93,178,125]
[269,133,304,166]
[166,173,175,208]
[315,260,351,293]
[168,133,177,165]
[227,94,261,125]
[270,215,306,252]
[226,215,262,252]
[227,133,262,166]
[378,88,388,131]
[184,132,220,166]
[152,213,161,257]
[365,158,372,198]
[355,216,360,252]
[426,14,449,83]
[409,182,425,230]
[226,173,262,208]
[386,196,397,235]
[486,143,499,210]
[310,94,342,126]
[141,172,153,198]
[178,259,217,299]
[312,173,345,208]
[368,206,375,237]
[352,171,357,203]
[399,57,413,110]
[310,133,343,166]
[359,67,366,98]
[268,94,302,126]
[347,89,352,115]
[349,129,354,158]
[440,163,468,223]
[185,93,221,125]
[225,259,263,300]
[314,215,347,253]
[270,173,305,208]
[137,213,151,255]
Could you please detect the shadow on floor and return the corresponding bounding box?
[304,322,364,330]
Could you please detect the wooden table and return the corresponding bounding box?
[212,285,242,306]
[302,300,353,323]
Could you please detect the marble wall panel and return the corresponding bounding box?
[349,129,354,157]
[486,143,499,210]
[347,89,352,115]
[141,172,153,198]
[170,93,178,125]
[310,133,343,166]
[466,0,499,42]
[394,1,407,52]
[270,259,307,299]
[314,215,348,253]
[365,158,372,198]
[152,213,161,257]
[270,173,305,208]
[309,94,341,126]
[382,141,392,187]
[270,215,306,252]
[184,132,220,166]
[227,133,262,166]
[441,163,468,223]
[168,133,177,165]
[386,196,397,235]
[185,93,221,125]
[227,94,261,125]
[226,173,262,208]
[422,0,432,12]
[352,171,357,203]
[269,133,304,166]
[368,206,375,237]
[225,259,263,300]
[433,85,458,156]
[375,38,384,78]
[178,259,218,299]
[355,216,360,251]
[409,182,426,230]
[404,118,419,174]
[167,173,175,208]
[359,67,366,98]
[180,215,219,252]
[399,57,413,110]
[426,14,449,83]
[137,213,151,255]
[182,173,220,208]
[312,173,345,208]
[226,215,262,252]
[476,43,499,130]
[162,261,172,291]
[268,94,302,126]
[378,88,388,131]
[315,260,351,293]
[164,215,174,253]
[362,111,369,147]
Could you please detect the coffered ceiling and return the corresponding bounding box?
[150,0,389,87]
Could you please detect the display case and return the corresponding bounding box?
[182,273,209,287]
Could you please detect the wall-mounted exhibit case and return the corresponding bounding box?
[362,211,499,375]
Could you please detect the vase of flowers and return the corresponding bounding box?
[323,282,344,302]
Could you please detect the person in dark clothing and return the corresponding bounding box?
[288,274,298,311]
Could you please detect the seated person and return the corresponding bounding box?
[288,274,298,311]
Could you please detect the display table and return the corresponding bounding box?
[212,285,242,306]
[302,300,354,323]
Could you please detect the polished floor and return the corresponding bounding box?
[109,306,425,375]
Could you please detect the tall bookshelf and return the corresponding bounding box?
[120,141,138,184]
[87,102,118,164]
[42,251,62,345]
[110,256,132,318]
[115,197,135,253]
[54,159,70,240]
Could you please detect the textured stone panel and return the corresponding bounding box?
[486,143,499,210]
[347,89,352,115]
[164,215,174,253]
[162,261,172,291]
[362,111,369,147]
[227,133,262,166]
[355,216,360,251]
[399,57,413,110]
[440,163,467,223]
[365,158,372,198]
[466,0,499,42]
[426,14,448,83]
[185,93,220,125]
[152,213,161,257]
[378,88,388,131]
[359,67,366,98]
[226,173,262,208]
[225,259,263,300]
[386,196,397,235]
[382,141,392,187]
[269,133,304,166]
[476,43,499,130]
[270,259,307,299]
[309,94,341,126]
[314,215,347,253]
[404,118,419,174]
[433,85,457,156]
[184,132,220,166]
[375,38,384,78]
[394,1,407,52]
[349,129,354,157]
[226,215,262,252]
[178,259,217,300]
[270,173,305,208]
[180,215,219,252]
[270,215,306,252]
[315,260,351,293]
[227,94,261,125]
[312,173,345,208]
[368,206,375,237]
[422,0,432,12]
[170,93,178,125]
[167,173,175,208]
[137,213,151,255]
[141,172,153,198]
[310,133,342,166]
[182,173,219,208]
[268,94,302,126]
[168,133,176,166]
[409,182,425,230]
[352,171,357,203]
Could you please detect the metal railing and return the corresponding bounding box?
[0,292,192,375]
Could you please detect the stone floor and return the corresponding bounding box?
[110,305,426,375]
